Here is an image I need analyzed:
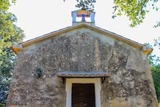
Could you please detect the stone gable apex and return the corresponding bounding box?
[11,23,152,54]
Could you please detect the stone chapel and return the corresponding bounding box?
[8,9,158,107]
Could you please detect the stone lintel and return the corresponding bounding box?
[57,71,111,78]
[57,71,111,84]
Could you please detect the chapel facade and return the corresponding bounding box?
[7,9,158,107]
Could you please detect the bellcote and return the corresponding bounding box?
[71,10,95,26]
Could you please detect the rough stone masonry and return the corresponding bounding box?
[7,27,158,107]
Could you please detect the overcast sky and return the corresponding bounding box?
[9,0,160,47]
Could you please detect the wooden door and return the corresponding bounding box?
[72,83,95,107]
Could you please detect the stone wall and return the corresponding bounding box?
[7,28,158,107]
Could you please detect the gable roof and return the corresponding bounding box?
[11,23,152,55]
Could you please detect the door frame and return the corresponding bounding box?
[65,78,101,107]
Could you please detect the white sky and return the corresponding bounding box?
[9,0,160,54]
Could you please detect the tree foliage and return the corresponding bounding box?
[64,0,96,11]
[64,0,160,27]
[0,1,24,52]
[63,0,160,27]
[148,42,160,103]
[113,0,159,27]
[149,56,160,103]
[151,65,160,103]
[0,0,24,105]
[75,0,96,11]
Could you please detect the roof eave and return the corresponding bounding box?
[12,24,149,55]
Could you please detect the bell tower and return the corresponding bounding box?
[71,9,95,26]
[71,0,96,26]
